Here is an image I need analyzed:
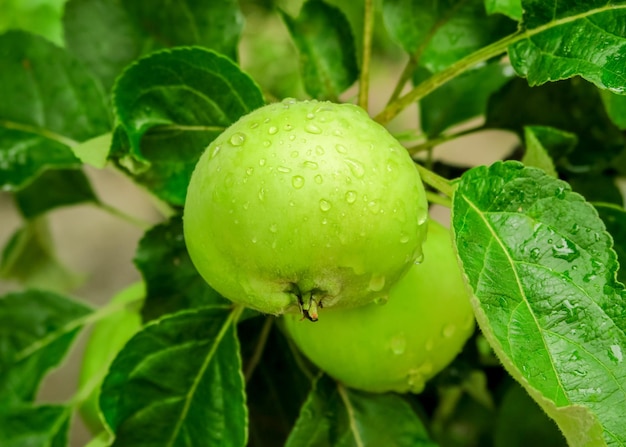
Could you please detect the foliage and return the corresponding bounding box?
[1,0,626,446]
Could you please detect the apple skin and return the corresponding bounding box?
[283,220,475,394]
[184,99,428,318]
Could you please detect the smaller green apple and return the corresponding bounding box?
[78,282,144,434]
[283,220,475,393]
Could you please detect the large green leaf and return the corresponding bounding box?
[134,216,228,322]
[112,46,264,205]
[383,0,516,73]
[452,161,626,446]
[100,306,247,447]
[0,404,71,447]
[0,290,92,404]
[285,375,436,447]
[63,0,244,91]
[509,1,626,92]
[0,30,111,191]
[281,0,359,101]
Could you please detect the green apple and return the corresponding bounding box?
[184,99,428,319]
[283,220,474,393]
[78,282,144,434]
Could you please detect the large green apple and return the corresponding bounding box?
[283,220,474,393]
[184,99,428,319]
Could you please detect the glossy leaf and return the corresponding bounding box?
[484,0,522,20]
[100,306,247,447]
[486,78,625,170]
[0,30,111,190]
[522,126,577,177]
[595,203,626,285]
[285,375,436,447]
[64,0,244,91]
[452,161,626,446]
[14,168,97,218]
[282,0,358,101]
[419,61,514,136]
[0,404,71,447]
[134,216,228,322]
[383,0,516,73]
[0,290,92,404]
[112,47,264,205]
[0,218,80,292]
[509,1,626,92]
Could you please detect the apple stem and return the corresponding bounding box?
[296,289,320,322]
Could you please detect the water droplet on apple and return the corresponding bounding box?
[246,167,254,176]
[335,144,347,154]
[268,126,278,135]
[305,123,322,134]
[229,132,246,146]
[210,145,221,159]
[306,112,315,120]
[269,223,278,233]
[442,324,456,338]
[292,176,305,189]
[407,369,425,393]
[399,233,410,244]
[390,335,406,355]
[345,158,365,178]
[258,188,266,201]
[277,166,291,173]
[303,161,318,169]
[259,158,266,166]
[291,150,299,158]
[315,145,325,155]
[368,274,385,292]
[319,199,331,212]
[345,191,357,204]
[314,175,323,184]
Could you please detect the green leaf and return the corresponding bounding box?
[600,89,626,130]
[240,318,311,446]
[509,2,626,92]
[595,203,626,285]
[0,218,81,292]
[112,46,264,205]
[285,375,436,447]
[383,0,516,73]
[0,0,66,45]
[522,126,577,177]
[14,168,98,218]
[0,30,111,191]
[63,0,244,91]
[0,404,71,447]
[494,382,567,447]
[134,216,228,322]
[100,306,247,447]
[0,289,92,404]
[419,61,514,136]
[282,0,359,101]
[484,0,523,20]
[486,78,625,170]
[452,161,626,447]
